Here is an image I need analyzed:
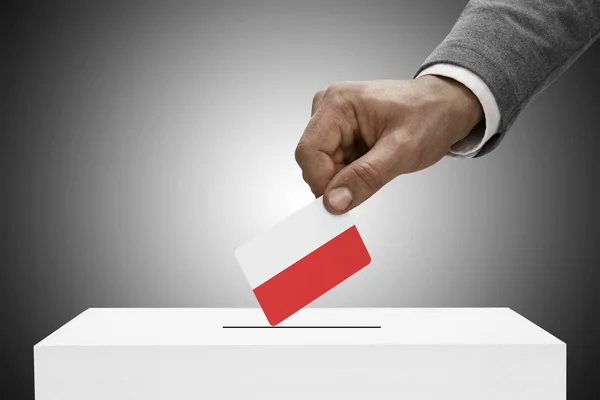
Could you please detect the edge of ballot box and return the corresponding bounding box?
[34,307,565,346]
[34,308,566,400]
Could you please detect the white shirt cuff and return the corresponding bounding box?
[417,64,501,158]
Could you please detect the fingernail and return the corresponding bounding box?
[328,187,353,211]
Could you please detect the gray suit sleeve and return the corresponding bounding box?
[416,0,600,157]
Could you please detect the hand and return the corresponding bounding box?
[294,76,484,214]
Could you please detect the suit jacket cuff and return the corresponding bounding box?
[417,64,501,158]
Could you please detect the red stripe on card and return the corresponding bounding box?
[253,225,371,326]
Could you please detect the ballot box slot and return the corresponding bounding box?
[222,325,381,329]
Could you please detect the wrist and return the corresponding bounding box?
[418,75,484,144]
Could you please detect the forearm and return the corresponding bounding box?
[417,0,600,157]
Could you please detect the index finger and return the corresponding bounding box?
[295,109,344,196]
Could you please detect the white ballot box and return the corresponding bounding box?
[34,308,565,399]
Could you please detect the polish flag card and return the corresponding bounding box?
[235,197,371,326]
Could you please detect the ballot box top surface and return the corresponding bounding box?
[36,308,563,347]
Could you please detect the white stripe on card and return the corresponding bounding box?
[235,197,355,288]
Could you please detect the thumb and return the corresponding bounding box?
[323,135,402,214]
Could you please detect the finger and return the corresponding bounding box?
[296,103,352,196]
[323,133,403,214]
[295,144,338,197]
[294,118,337,196]
[311,89,325,116]
[297,91,359,196]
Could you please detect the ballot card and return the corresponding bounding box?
[235,197,371,326]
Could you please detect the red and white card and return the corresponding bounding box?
[235,197,371,326]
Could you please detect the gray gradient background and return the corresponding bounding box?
[4,0,599,398]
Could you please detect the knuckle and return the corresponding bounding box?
[312,89,325,106]
[327,90,352,112]
[321,81,359,111]
[294,142,308,165]
[351,161,384,191]
[301,169,310,184]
